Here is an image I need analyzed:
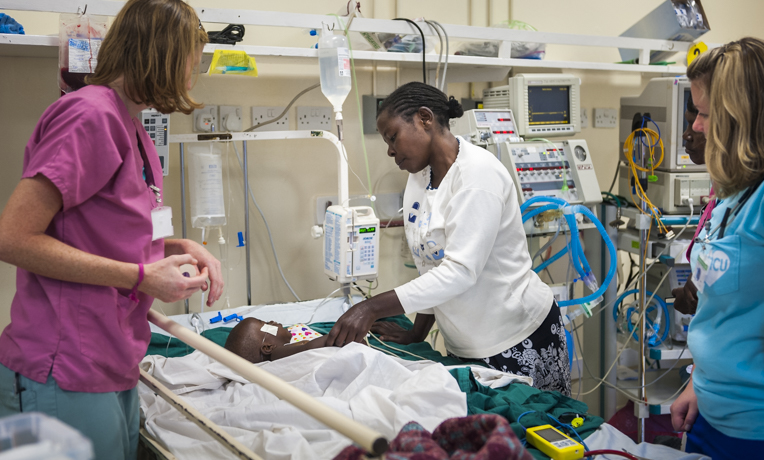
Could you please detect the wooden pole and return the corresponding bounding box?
[139,369,263,460]
[147,310,389,456]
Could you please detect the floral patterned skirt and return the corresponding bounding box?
[451,302,571,396]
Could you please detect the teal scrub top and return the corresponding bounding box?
[689,180,764,440]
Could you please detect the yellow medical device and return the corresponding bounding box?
[525,424,584,460]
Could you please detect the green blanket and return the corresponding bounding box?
[145,316,603,459]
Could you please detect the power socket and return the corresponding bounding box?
[219,106,243,132]
[580,108,589,129]
[193,106,218,133]
[593,108,618,128]
[297,106,332,131]
[250,106,289,131]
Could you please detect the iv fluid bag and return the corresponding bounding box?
[187,144,227,228]
[318,27,352,113]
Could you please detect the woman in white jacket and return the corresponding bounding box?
[326,82,570,395]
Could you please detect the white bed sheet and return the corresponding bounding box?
[584,424,711,460]
[139,343,469,460]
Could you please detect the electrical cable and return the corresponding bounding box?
[232,142,301,301]
[607,160,623,194]
[244,83,320,132]
[424,20,443,87]
[573,265,673,398]
[366,331,430,360]
[393,18,426,83]
[584,450,639,460]
[428,20,449,90]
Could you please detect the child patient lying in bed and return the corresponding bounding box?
[224,317,330,363]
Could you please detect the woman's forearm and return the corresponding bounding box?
[411,314,436,342]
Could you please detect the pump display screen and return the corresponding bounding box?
[528,86,570,126]
[534,428,569,443]
[359,227,376,234]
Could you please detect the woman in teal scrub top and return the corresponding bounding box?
[670,37,764,459]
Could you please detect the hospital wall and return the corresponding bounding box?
[1,0,763,333]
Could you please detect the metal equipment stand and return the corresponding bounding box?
[173,131,350,311]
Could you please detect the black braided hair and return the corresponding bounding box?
[377,82,464,128]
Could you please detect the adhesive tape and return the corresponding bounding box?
[179,264,197,278]
[260,324,279,336]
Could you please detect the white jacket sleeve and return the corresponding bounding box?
[395,187,505,313]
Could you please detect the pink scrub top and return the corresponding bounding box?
[0,85,165,393]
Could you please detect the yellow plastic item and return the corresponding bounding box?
[208,50,258,76]
[525,425,584,460]
[687,42,708,66]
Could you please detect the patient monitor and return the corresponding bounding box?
[483,74,581,138]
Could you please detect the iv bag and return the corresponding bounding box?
[58,13,109,94]
[187,144,227,228]
[318,26,352,113]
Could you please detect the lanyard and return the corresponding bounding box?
[135,132,162,204]
[699,177,764,246]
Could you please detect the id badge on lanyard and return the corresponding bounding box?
[694,249,710,294]
[137,133,174,241]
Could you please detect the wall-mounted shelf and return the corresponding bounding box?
[1,0,697,76]
[1,33,687,77]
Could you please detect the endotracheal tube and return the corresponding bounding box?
[318,23,351,141]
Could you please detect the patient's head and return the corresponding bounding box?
[224,317,292,363]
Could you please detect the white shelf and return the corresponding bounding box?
[1,33,687,76]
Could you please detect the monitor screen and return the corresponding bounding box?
[534,427,569,443]
[528,86,570,126]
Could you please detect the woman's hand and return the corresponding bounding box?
[672,279,698,315]
[140,254,209,303]
[370,321,420,345]
[326,290,406,347]
[165,239,223,306]
[671,377,698,432]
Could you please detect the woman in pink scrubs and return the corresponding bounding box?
[0,1,220,459]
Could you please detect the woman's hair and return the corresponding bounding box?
[687,37,764,197]
[377,82,463,128]
[88,0,208,115]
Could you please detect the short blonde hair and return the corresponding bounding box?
[88,0,208,115]
[687,38,764,198]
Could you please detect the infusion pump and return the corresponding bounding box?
[323,206,379,284]
[494,140,602,207]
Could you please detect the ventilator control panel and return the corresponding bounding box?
[497,140,602,206]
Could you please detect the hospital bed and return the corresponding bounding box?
[138,299,709,460]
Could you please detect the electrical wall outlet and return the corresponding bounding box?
[250,106,289,131]
[580,107,589,129]
[193,106,218,133]
[593,108,618,128]
[219,106,243,132]
[297,106,332,131]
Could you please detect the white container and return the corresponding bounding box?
[186,143,227,229]
[318,26,352,114]
[0,413,93,460]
